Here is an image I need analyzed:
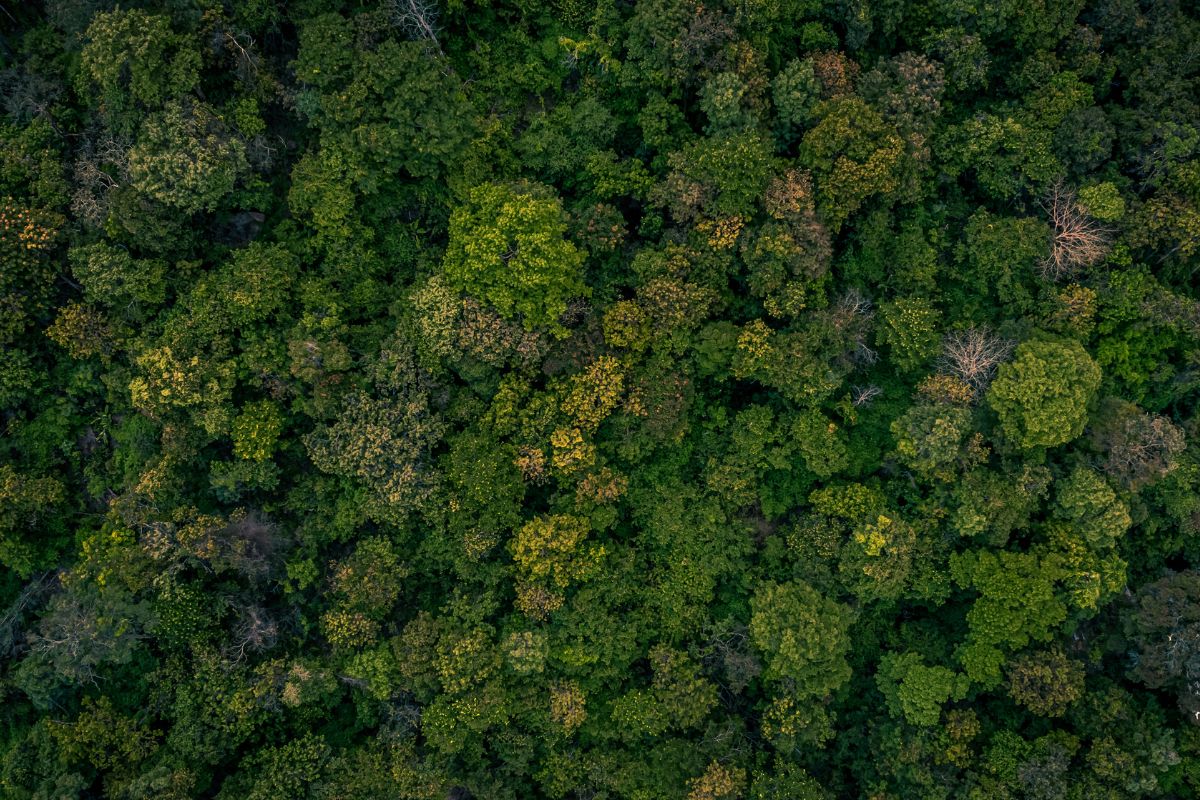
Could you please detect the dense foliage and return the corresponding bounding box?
[1,1,1200,798]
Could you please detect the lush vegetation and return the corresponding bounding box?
[2,1,1200,798]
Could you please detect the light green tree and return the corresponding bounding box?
[442,182,588,336]
[877,297,941,372]
[986,339,1101,449]
[950,549,1067,689]
[1054,467,1131,550]
[749,580,854,697]
[891,402,973,480]
[876,652,970,726]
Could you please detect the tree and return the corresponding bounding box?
[184,242,296,333]
[939,328,1014,396]
[951,465,1051,545]
[289,18,474,242]
[876,652,969,726]
[1053,467,1131,551]
[1122,570,1200,720]
[792,410,849,480]
[611,645,718,739]
[232,401,285,462]
[128,101,248,214]
[1007,648,1085,717]
[772,59,821,139]
[306,390,443,518]
[328,537,409,620]
[798,97,907,230]
[741,169,832,318]
[700,72,757,135]
[68,242,167,311]
[0,465,66,576]
[749,580,854,698]
[49,696,159,774]
[957,209,1050,312]
[1040,181,1111,281]
[658,131,774,223]
[950,550,1067,689]
[749,761,828,800]
[876,297,941,372]
[441,182,588,336]
[294,19,471,182]
[562,356,626,432]
[1090,399,1186,490]
[77,9,200,132]
[731,321,845,407]
[128,344,236,420]
[986,340,1101,449]
[891,402,973,480]
[859,53,946,140]
[688,761,746,800]
[838,510,921,603]
[509,514,604,618]
[516,95,617,182]
[219,734,331,800]
[46,302,116,360]
[13,583,150,709]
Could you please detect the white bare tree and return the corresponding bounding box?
[1040,181,1110,281]
[939,328,1014,394]
[384,0,442,53]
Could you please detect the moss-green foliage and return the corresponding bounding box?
[951,549,1068,689]
[2,1,1199,798]
[877,296,941,372]
[77,9,200,133]
[891,402,973,480]
[799,97,907,230]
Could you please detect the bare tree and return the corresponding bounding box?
[25,583,148,689]
[939,328,1013,394]
[830,288,873,328]
[851,385,882,407]
[1040,181,1110,281]
[217,510,290,581]
[0,571,58,658]
[71,133,129,228]
[384,0,442,53]
[1092,401,1187,490]
[1,68,63,122]
[826,289,877,368]
[700,621,762,697]
[225,605,279,663]
[222,30,261,84]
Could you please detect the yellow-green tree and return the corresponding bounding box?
[442,182,587,336]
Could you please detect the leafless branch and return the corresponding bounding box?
[851,385,882,407]
[384,0,442,53]
[939,328,1014,394]
[1040,181,1110,281]
[225,605,279,663]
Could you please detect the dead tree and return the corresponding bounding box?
[1040,181,1110,281]
[384,0,442,53]
[225,605,279,662]
[939,328,1013,395]
[851,385,883,407]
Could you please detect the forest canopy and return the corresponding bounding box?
[2,0,1200,798]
